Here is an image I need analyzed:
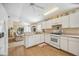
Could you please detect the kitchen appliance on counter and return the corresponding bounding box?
[50,25,62,49]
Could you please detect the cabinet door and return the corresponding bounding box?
[40,34,44,43]
[46,20,52,29]
[69,38,79,55]
[41,22,43,29]
[45,34,51,44]
[46,21,50,29]
[70,12,79,28]
[41,21,47,29]
[36,23,42,32]
[28,36,36,47]
[24,36,29,48]
[61,15,70,28]
[52,19,57,25]
[55,18,62,25]
[35,35,40,44]
[50,19,54,26]
[60,37,68,51]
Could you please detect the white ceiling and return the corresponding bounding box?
[2,3,79,24]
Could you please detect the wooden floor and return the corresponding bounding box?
[8,44,73,56]
[9,38,16,43]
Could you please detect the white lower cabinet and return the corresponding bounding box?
[45,34,51,44]
[25,34,45,48]
[68,38,79,55]
[60,36,79,56]
[25,34,79,55]
[24,37,29,48]
[25,36,35,48]
[40,34,45,43]
[28,35,40,47]
[28,36,36,47]
[60,37,68,51]
[35,35,41,44]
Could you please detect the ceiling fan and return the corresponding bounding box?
[29,3,45,10]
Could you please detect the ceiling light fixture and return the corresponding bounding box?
[44,7,59,16]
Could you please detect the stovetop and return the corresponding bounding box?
[50,33,62,35]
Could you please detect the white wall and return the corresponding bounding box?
[0,4,8,56]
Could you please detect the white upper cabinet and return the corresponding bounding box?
[46,20,53,29]
[54,17,62,25]
[36,23,42,32]
[61,15,70,28]
[51,19,57,25]
[69,12,79,28]
[46,20,50,29]
[48,18,62,26]
[61,12,79,28]
[41,11,79,29]
[41,21,47,29]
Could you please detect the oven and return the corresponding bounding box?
[50,34,60,49]
[50,24,62,48]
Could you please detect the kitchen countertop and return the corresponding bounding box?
[24,32,79,39]
[24,32,45,36]
[61,34,79,39]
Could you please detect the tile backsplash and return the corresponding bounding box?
[63,28,79,35]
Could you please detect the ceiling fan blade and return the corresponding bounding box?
[34,4,45,10]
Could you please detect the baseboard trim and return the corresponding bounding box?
[26,42,45,49]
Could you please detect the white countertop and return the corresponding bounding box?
[61,34,79,38]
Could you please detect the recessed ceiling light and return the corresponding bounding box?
[44,7,59,16]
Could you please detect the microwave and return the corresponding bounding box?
[52,24,62,30]
[52,24,62,34]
